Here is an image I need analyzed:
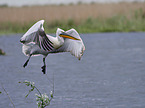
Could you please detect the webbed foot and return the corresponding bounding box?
[41,65,46,74]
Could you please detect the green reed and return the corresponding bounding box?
[0,9,145,35]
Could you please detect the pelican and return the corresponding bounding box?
[20,20,85,74]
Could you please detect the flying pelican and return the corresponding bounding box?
[20,20,85,74]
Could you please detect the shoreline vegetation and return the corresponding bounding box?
[0,48,5,55]
[0,2,145,34]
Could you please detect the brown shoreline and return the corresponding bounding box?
[0,2,145,23]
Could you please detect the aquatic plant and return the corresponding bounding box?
[1,79,54,108]
[19,80,54,108]
[0,82,15,108]
[35,92,53,108]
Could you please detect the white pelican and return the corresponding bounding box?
[20,20,85,74]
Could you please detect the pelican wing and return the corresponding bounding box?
[23,20,44,37]
[21,20,44,44]
[20,20,54,51]
[57,28,85,60]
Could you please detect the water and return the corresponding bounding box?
[0,32,145,108]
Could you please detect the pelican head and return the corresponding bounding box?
[59,32,80,41]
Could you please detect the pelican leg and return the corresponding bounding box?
[41,57,46,74]
[23,54,32,68]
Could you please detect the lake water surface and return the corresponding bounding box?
[0,32,145,108]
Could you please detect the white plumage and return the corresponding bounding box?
[20,20,85,74]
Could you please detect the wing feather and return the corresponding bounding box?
[57,28,85,60]
[20,20,54,52]
[20,20,44,45]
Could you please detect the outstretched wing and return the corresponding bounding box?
[20,20,44,45]
[57,28,85,60]
[20,20,54,52]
